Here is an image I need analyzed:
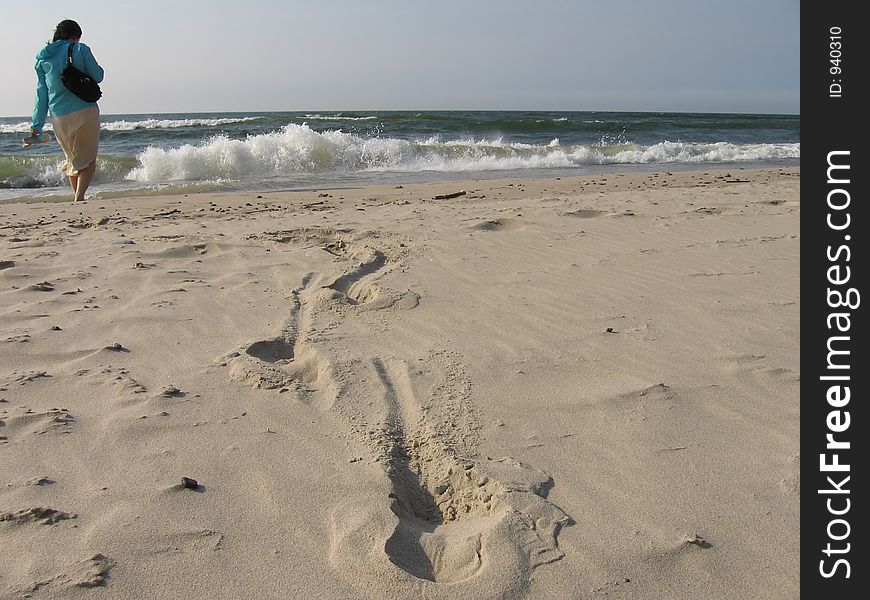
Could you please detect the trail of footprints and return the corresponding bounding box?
[2,226,570,595]
[219,227,572,594]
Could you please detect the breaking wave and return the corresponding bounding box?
[128,124,799,183]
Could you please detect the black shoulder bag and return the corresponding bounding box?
[61,42,102,103]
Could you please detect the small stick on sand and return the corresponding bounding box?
[433,190,466,200]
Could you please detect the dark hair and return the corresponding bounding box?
[52,19,82,42]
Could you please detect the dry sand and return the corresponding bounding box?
[0,167,800,599]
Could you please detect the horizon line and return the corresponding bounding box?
[1,108,801,120]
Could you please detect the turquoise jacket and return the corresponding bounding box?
[31,40,104,134]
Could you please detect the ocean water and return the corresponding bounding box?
[0,110,799,201]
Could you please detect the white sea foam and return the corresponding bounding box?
[127,124,799,183]
[101,117,260,131]
[605,141,800,164]
[1,117,259,134]
[0,122,52,134]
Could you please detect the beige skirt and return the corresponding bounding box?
[52,106,100,176]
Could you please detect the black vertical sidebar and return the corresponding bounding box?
[802,2,866,597]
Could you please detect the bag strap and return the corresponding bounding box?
[66,41,74,66]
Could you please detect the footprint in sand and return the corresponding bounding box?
[220,229,416,390]
[326,247,389,305]
[2,330,32,344]
[218,286,334,393]
[470,218,526,232]
[11,554,113,595]
[329,355,572,597]
[1,370,51,388]
[717,353,800,383]
[1,408,74,440]
[252,227,418,310]
[0,507,77,525]
[561,208,604,219]
[146,528,225,555]
[779,454,800,496]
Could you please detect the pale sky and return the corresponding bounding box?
[1,0,800,117]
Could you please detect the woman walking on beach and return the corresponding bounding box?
[30,19,104,203]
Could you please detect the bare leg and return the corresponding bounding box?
[68,174,79,195]
[72,162,96,203]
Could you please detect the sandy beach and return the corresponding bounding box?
[0,167,799,599]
